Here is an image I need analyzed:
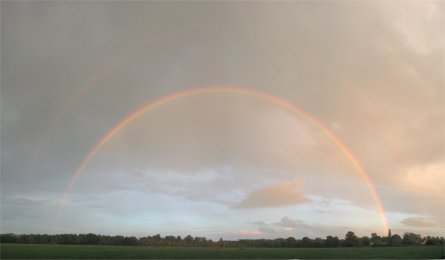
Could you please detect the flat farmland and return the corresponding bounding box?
[1,243,444,259]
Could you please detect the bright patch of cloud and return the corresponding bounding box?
[233,179,310,209]
[400,162,445,198]
[237,230,261,236]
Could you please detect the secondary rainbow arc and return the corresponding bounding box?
[57,86,389,234]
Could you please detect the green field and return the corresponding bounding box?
[1,243,444,259]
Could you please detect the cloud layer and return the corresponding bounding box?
[1,1,443,238]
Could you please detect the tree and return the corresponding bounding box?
[273,238,286,247]
[370,232,382,246]
[165,236,176,247]
[152,234,162,246]
[123,236,138,246]
[2,231,443,248]
[78,233,99,244]
[344,231,359,247]
[193,237,207,247]
[56,234,77,244]
[301,237,312,247]
[184,235,193,246]
[175,236,182,246]
[313,238,325,247]
[361,236,370,246]
[111,235,125,245]
[0,234,18,243]
[389,234,402,246]
[325,236,340,247]
[402,232,421,245]
[286,237,297,247]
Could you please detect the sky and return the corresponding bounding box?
[1,1,444,240]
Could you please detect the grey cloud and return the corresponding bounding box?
[401,217,437,228]
[1,1,443,236]
[250,216,362,238]
[275,216,305,229]
[250,221,267,226]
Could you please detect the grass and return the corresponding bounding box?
[1,243,444,259]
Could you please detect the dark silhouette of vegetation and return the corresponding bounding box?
[402,232,422,245]
[389,234,402,246]
[344,231,359,247]
[325,235,340,247]
[0,232,443,248]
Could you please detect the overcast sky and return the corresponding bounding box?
[1,1,444,240]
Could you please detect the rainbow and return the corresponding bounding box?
[39,27,398,179]
[57,86,389,233]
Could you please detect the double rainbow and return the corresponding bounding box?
[57,86,389,234]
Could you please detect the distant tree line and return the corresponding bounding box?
[0,232,443,248]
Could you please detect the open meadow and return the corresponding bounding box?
[1,243,444,259]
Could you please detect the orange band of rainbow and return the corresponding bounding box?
[57,86,389,234]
